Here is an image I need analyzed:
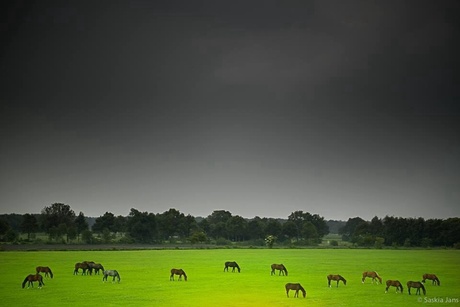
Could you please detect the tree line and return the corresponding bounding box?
[1,203,459,248]
[0,203,328,246]
[339,216,460,248]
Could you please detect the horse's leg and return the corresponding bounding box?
[286,289,289,297]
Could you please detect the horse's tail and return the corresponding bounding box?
[22,276,28,288]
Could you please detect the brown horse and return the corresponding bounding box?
[407,281,426,295]
[328,274,347,287]
[362,271,382,284]
[22,274,44,289]
[74,262,90,275]
[271,264,288,276]
[224,261,240,273]
[170,268,187,281]
[86,262,104,275]
[285,283,306,298]
[422,274,440,286]
[36,266,53,278]
[83,261,96,275]
[385,280,403,293]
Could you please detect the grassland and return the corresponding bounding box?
[1,248,459,306]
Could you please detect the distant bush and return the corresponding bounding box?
[329,240,339,246]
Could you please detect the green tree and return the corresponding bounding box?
[226,215,248,241]
[126,208,157,243]
[81,229,93,244]
[40,203,76,235]
[207,210,232,225]
[281,221,298,241]
[302,221,319,242]
[247,217,265,240]
[20,213,39,240]
[190,231,207,244]
[264,218,282,239]
[0,219,10,236]
[92,212,116,233]
[74,212,89,242]
[339,217,367,241]
[156,208,185,241]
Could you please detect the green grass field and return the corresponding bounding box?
[1,249,459,306]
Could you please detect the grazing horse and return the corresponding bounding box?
[407,281,426,295]
[224,261,240,273]
[328,274,347,287]
[22,274,44,289]
[74,262,90,275]
[103,270,121,283]
[285,283,306,298]
[362,271,382,284]
[83,261,96,275]
[36,266,53,278]
[271,264,288,276]
[422,274,440,286]
[87,262,104,275]
[170,268,187,281]
[385,280,403,293]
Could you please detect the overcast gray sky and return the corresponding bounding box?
[1,0,459,221]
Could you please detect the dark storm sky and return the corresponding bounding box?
[1,0,459,220]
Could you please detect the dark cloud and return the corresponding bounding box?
[1,0,459,220]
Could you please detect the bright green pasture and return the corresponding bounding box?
[1,249,459,306]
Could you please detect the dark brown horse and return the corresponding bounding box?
[285,283,306,298]
[362,271,382,284]
[224,261,240,272]
[83,261,96,275]
[271,264,288,276]
[22,274,44,289]
[422,274,440,286]
[385,280,403,293]
[328,274,347,287]
[87,262,104,275]
[170,268,187,281]
[74,262,90,275]
[407,281,426,295]
[36,266,53,278]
